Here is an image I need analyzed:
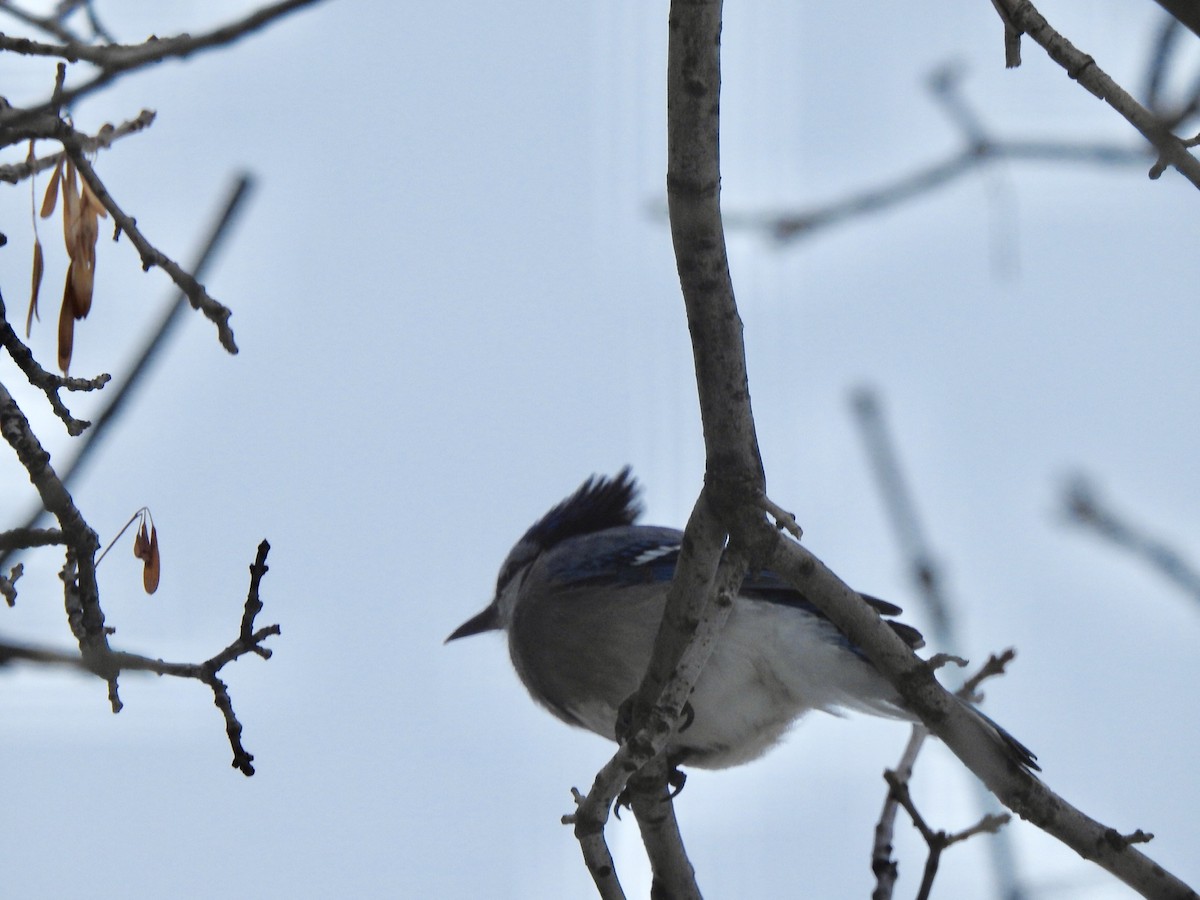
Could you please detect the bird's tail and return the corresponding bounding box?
[960,698,1040,772]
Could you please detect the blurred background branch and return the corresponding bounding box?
[852,386,1029,900]
[1062,473,1200,606]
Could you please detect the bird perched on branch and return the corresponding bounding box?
[447,468,1037,773]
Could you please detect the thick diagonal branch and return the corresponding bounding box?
[766,534,1197,900]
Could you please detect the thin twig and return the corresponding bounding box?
[991,0,1200,186]
[759,491,802,538]
[0,633,87,667]
[75,173,250,440]
[0,562,21,605]
[852,387,1027,900]
[0,541,278,775]
[988,0,1023,67]
[724,65,1147,245]
[871,651,1017,900]
[78,0,116,44]
[884,770,1011,900]
[872,725,929,900]
[0,0,80,42]
[0,0,325,129]
[959,649,1017,702]
[0,293,110,435]
[93,506,147,567]
[58,135,239,353]
[0,110,156,184]
[0,174,252,578]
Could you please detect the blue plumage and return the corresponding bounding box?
[451,469,1037,773]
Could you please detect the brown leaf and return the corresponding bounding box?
[40,158,62,219]
[59,162,102,321]
[57,270,75,374]
[142,525,160,594]
[27,240,43,338]
[69,254,94,319]
[80,178,108,219]
[133,520,149,561]
[61,158,80,255]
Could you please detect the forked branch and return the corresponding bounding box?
[0,541,278,775]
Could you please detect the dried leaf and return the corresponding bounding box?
[80,178,107,219]
[61,157,79,254]
[70,254,94,319]
[63,188,101,320]
[40,158,62,219]
[142,525,160,594]
[57,270,75,374]
[27,240,43,338]
[133,521,149,560]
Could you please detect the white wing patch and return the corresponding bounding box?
[630,544,680,566]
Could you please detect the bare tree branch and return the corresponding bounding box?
[725,65,1147,245]
[0,527,63,551]
[0,0,301,784]
[567,4,771,892]
[0,381,109,662]
[872,725,928,900]
[884,768,1011,900]
[628,756,700,900]
[990,0,1200,186]
[0,173,253,579]
[1145,17,1181,116]
[766,536,1198,900]
[853,388,1029,899]
[59,133,238,353]
[1062,474,1200,607]
[0,0,80,42]
[0,108,156,183]
[0,541,277,775]
[0,0,325,129]
[1152,0,1200,40]
[566,540,745,896]
[564,784,625,899]
[584,3,1200,895]
[0,293,110,435]
[0,561,20,605]
[872,651,1019,900]
[851,388,953,638]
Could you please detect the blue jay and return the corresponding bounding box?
[447,468,1037,772]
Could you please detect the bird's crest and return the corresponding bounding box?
[520,467,642,552]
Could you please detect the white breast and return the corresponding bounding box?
[672,597,909,769]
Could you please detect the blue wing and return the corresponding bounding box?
[545,526,924,652]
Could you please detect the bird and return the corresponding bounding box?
[446,468,1037,773]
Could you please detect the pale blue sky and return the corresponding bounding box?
[1,2,1197,897]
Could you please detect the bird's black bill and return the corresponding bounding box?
[445,604,501,643]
